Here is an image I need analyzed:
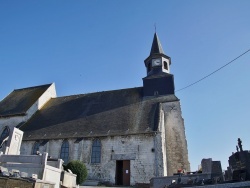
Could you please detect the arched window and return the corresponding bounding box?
[60,140,69,164]
[91,140,101,163]
[0,127,9,144]
[32,141,40,155]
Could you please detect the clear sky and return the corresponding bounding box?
[0,1,250,171]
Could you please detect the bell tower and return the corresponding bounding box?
[143,33,175,97]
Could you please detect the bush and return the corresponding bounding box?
[65,160,88,185]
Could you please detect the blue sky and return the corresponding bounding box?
[1,1,250,171]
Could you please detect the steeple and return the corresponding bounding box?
[144,33,171,76]
[150,33,165,55]
[142,33,175,97]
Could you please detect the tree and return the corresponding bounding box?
[65,160,88,185]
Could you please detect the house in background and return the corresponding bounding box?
[0,33,190,186]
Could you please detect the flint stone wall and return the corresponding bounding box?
[21,134,165,185]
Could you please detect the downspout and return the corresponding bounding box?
[154,133,159,177]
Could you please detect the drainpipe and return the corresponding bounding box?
[154,132,159,177]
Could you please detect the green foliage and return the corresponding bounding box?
[65,160,88,185]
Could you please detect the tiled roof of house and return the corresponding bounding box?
[0,84,51,117]
[20,87,178,140]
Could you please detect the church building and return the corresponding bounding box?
[0,33,190,185]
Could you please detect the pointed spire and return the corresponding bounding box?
[150,33,165,55]
[144,32,171,65]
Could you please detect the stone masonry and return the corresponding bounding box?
[20,99,189,184]
[162,101,190,175]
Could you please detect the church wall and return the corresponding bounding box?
[20,141,33,155]
[83,134,158,184]
[20,133,164,185]
[0,117,27,132]
[47,140,62,158]
[162,100,190,175]
[23,83,56,123]
[37,83,57,110]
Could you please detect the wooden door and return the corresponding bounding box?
[123,160,130,186]
[116,160,130,186]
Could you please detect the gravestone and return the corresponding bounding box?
[212,161,222,175]
[201,158,212,173]
[4,127,23,155]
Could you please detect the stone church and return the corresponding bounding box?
[0,33,190,185]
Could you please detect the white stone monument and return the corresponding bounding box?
[4,127,23,155]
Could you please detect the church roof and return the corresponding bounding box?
[150,33,165,55]
[144,33,171,64]
[20,87,179,140]
[0,84,51,117]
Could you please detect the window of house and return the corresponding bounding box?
[60,140,69,164]
[32,141,40,155]
[91,140,101,163]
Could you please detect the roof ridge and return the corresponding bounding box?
[57,86,143,98]
[13,83,52,91]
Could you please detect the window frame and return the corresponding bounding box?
[32,141,40,155]
[60,140,70,164]
[91,139,101,164]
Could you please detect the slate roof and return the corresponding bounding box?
[20,87,179,140]
[144,33,171,64]
[0,84,51,117]
[150,33,165,55]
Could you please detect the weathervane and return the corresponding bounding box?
[154,23,157,33]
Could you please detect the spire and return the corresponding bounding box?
[150,33,165,55]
